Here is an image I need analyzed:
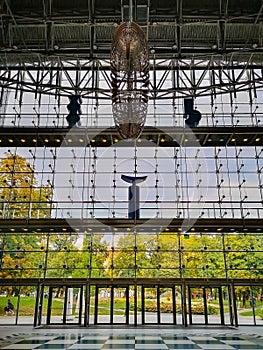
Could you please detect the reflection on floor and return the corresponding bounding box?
[0,329,263,350]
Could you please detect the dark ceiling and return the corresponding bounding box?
[0,0,263,63]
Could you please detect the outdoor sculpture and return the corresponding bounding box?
[111,21,149,139]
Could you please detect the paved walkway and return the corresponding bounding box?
[0,312,262,326]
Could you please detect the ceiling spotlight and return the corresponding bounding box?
[252,43,258,49]
[172,44,177,50]
[150,49,155,54]
[54,45,59,50]
[212,44,217,50]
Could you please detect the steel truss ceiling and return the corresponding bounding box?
[0,1,262,99]
[0,0,263,62]
[0,58,263,99]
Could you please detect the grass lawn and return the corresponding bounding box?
[1,297,129,316]
[0,296,64,316]
[1,296,228,317]
[209,300,229,312]
[90,297,128,315]
[239,309,263,318]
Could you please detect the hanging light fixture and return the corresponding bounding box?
[110,2,149,139]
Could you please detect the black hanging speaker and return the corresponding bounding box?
[184,98,194,114]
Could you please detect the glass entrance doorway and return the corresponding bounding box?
[187,286,232,326]
[15,279,262,327]
[89,283,235,326]
[234,285,263,326]
[140,286,179,325]
[92,285,130,325]
[42,285,84,325]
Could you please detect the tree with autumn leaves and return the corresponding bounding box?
[0,153,52,293]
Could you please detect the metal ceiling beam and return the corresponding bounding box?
[0,217,262,232]
[1,277,263,287]
[0,126,262,147]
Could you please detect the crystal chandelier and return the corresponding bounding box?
[111,21,149,139]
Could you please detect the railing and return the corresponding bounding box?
[1,202,259,220]
[0,111,262,128]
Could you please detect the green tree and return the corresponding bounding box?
[103,234,162,278]
[46,233,84,278]
[224,233,263,279]
[89,233,109,278]
[180,234,225,278]
[0,153,52,293]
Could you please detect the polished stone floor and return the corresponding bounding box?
[0,327,263,350]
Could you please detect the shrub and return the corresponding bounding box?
[190,304,218,315]
[142,302,217,314]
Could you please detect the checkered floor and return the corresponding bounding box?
[0,332,263,350]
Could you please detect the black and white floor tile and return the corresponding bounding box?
[0,331,263,350]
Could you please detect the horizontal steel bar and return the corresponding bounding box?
[0,126,262,147]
